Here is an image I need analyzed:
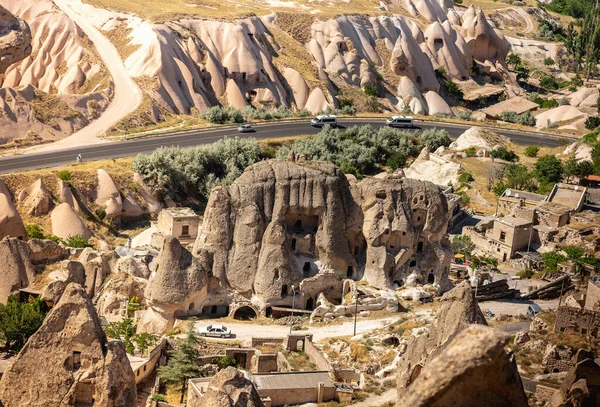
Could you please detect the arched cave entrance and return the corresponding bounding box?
[427,273,435,284]
[265,306,273,318]
[306,297,315,311]
[233,306,257,320]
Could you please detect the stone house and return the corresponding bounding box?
[156,208,199,242]
[464,216,533,262]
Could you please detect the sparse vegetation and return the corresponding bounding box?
[523,145,540,158]
[25,224,45,239]
[497,111,536,127]
[65,235,93,249]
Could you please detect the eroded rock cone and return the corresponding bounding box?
[397,281,487,393]
[0,237,36,302]
[190,367,264,407]
[397,325,528,407]
[17,179,53,216]
[0,181,26,240]
[0,5,32,74]
[0,283,136,407]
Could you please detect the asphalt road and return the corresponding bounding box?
[0,119,572,174]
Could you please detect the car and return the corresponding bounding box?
[237,124,254,133]
[310,115,337,127]
[198,324,232,338]
[386,116,413,128]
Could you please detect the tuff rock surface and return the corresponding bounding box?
[0,4,31,74]
[189,367,264,407]
[0,283,136,407]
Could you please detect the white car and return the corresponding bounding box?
[198,324,232,338]
[237,124,254,133]
[386,116,413,128]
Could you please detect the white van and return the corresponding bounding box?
[311,115,337,128]
[386,116,413,128]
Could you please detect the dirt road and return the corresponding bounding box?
[34,0,141,151]
[193,316,397,346]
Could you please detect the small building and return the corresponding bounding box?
[156,207,199,242]
[546,183,587,213]
[253,371,337,406]
[480,96,539,119]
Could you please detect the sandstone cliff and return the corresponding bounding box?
[0,283,136,407]
[0,4,31,74]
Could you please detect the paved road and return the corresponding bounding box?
[0,119,571,174]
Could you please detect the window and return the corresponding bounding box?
[182,225,190,236]
[294,220,302,231]
[291,238,296,251]
[347,266,353,278]
[354,246,359,255]
[409,260,417,267]
[582,328,588,335]
[303,262,310,274]
[499,231,506,242]
[274,270,280,281]
[73,351,81,371]
[281,285,288,296]
[417,242,423,252]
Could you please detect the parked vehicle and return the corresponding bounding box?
[237,124,254,133]
[311,115,337,127]
[526,304,542,319]
[386,116,413,128]
[198,324,232,338]
[484,309,495,318]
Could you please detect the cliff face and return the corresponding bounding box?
[193,160,452,305]
[0,4,31,75]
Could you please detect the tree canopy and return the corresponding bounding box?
[0,296,47,353]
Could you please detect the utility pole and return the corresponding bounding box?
[353,293,359,337]
[289,284,296,335]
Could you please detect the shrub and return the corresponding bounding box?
[57,170,72,183]
[464,147,477,157]
[539,76,559,90]
[65,235,93,248]
[435,68,447,80]
[25,224,44,239]
[524,145,540,158]
[363,83,378,97]
[150,395,166,402]
[534,155,564,184]
[532,96,559,109]
[420,128,451,151]
[458,172,474,183]
[45,235,64,244]
[445,80,463,98]
[386,152,407,170]
[585,116,600,130]
[296,109,312,117]
[517,268,535,279]
[497,111,536,127]
[340,161,361,178]
[214,356,237,368]
[491,147,519,162]
[95,208,106,220]
[457,110,472,121]
[543,57,555,67]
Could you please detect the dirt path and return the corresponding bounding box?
[192,316,396,346]
[510,7,535,34]
[352,388,396,407]
[30,0,141,152]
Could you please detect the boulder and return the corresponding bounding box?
[56,178,80,212]
[94,273,147,317]
[78,248,119,299]
[132,173,162,215]
[0,5,32,74]
[27,238,68,264]
[423,91,452,116]
[514,331,530,345]
[397,325,528,407]
[397,282,487,393]
[530,316,548,333]
[41,260,86,304]
[115,256,151,279]
[51,203,91,240]
[122,193,145,218]
[189,367,264,407]
[0,237,36,302]
[449,126,511,151]
[0,283,137,406]
[550,350,600,407]
[17,179,53,216]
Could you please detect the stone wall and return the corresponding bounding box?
[305,340,332,372]
[257,383,336,407]
[585,281,600,311]
[535,384,559,403]
[133,338,168,385]
[256,354,278,373]
[277,352,292,372]
[252,337,285,348]
[554,306,600,337]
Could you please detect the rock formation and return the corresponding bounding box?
[139,236,207,334]
[550,349,600,407]
[397,325,528,406]
[0,4,31,74]
[78,248,119,298]
[189,367,264,407]
[56,178,80,212]
[95,169,123,224]
[0,237,36,302]
[94,273,147,317]
[0,181,25,240]
[51,202,91,240]
[0,283,137,406]
[185,160,452,323]
[17,179,53,216]
[397,281,487,394]
[41,260,86,304]
[27,238,68,264]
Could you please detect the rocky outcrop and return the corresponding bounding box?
[41,260,86,304]
[550,349,600,407]
[51,203,91,240]
[0,4,31,74]
[0,237,36,302]
[0,184,26,240]
[56,178,80,212]
[95,169,123,224]
[17,179,53,216]
[189,367,264,407]
[397,325,528,407]
[0,283,136,406]
[397,282,487,394]
[140,236,208,334]
[79,248,119,299]
[27,238,68,264]
[94,273,147,317]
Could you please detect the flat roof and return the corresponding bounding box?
[502,189,546,202]
[163,207,198,218]
[497,216,532,227]
[481,96,539,117]
[127,354,149,371]
[254,371,334,390]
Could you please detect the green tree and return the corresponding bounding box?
[104,318,136,354]
[451,235,475,258]
[158,319,203,403]
[506,53,522,69]
[544,57,555,67]
[132,332,158,357]
[534,155,564,185]
[564,157,579,182]
[576,160,594,178]
[504,164,536,191]
[542,252,567,274]
[0,296,47,353]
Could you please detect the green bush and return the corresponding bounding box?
[150,395,166,402]
[445,80,463,98]
[340,161,361,179]
[25,224,44,239]
[497,111,536,127]
[464,147,477,157]
[524,145,540,158]
[585,116,600,130]
[532,96,559,109]
[65,235,93,249]
[516,268,535,279]
[95,208,106,220]
[457,110,472,121]
[420,128,451,151]
[214,356,237,368]
[386,152,407,170]
[458,172,474,183]
[435,67,447,80]
[45,235,64,244]
[491,147,519,162]
[363,83,378,97]
[539,76,559,90]
[57,170,72,183]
